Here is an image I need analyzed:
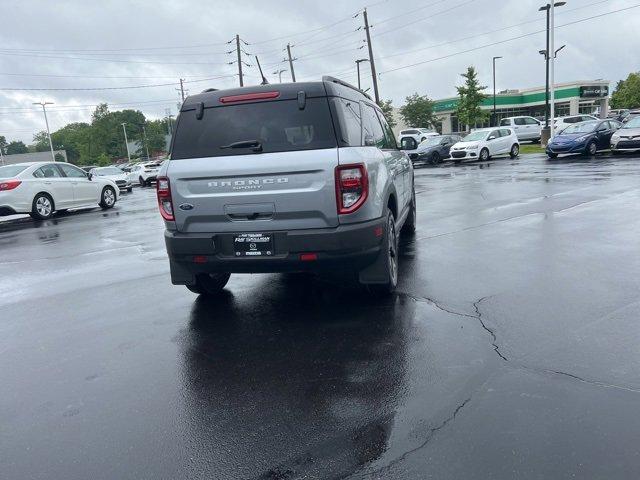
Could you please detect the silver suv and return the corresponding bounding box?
[157,76,415,296]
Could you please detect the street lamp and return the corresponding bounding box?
[33,101,55,161]
[140,124,150,160]
[492,56,502,126]
[272,69,286,83]
[121,123,131,162]
[355,58,369,90]
[539,1,566,137]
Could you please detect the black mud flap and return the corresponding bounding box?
[169,259,195,285]
[357,247,388,285]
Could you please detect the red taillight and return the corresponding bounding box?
[335,163,368,214]
[193,255,207,264]
[219,91,280,104]
[299,253,318,262]
[156,176,174,221]
[0,179,21,191]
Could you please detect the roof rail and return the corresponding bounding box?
[200,88,219,93]
[322,75,372,101]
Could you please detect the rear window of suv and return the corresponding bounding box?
[171,98,337,159]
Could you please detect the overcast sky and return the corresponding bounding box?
[1,0,638,143]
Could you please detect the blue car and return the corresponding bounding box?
[546,119,621,158]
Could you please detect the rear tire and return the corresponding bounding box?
[99,186,116,209]
[367,209,399,295]
[139,176,146,187]
[30,193,54,220]
[509,144,520,158]
[187,273,231,296]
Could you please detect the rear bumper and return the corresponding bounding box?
[164,218,385,284]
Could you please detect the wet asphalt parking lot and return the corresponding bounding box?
[2,153,640,479]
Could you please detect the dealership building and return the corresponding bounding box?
[392,80,610,135]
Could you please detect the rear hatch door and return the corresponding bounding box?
[168,88,339,233]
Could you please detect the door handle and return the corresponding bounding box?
[44,181,52,185]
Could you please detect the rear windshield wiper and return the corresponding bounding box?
[220,140,263,152]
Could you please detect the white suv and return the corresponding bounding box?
[499,116,541,142]
[398,128,438,146]
[553,115,598,133]
[126,162,161,187]
[449,128,520,162]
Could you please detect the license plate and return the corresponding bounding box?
[233,233,273,257]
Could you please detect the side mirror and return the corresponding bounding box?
[364,135,376,147]
[488,135,496,141]
[87,173,93,180]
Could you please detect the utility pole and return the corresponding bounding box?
[121,122,131,162]
[548,2,566,137]
[542,5,550,128]
[236,34,244,87]
[363,9,380,104]
[492,56,502,127]
[286,43,296,83]
[141,124,150,160]
[273,69,286,83]
[355,58,369,90]
[33,101,55,161]
[177,78,185,102]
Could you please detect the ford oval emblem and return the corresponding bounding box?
[179,203,194,211]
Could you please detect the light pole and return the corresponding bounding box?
[539,1,566,137]
[33,101,55,161]
[492,56,502,126]
[141,124,150,160]
[272,69,286,83]
[121,123,131,162]
[355,59,369,90]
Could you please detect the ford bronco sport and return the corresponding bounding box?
[158,76,415,295]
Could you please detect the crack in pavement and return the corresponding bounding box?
[472,296,508,362]
[361,397,472,478]
[399,292,508,362]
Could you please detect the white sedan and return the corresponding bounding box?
[90,166,133,193]
[0,162,119,220]
[449,128,520,162]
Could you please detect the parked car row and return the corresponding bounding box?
[0,162,119,220]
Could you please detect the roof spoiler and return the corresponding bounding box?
[322,75,372,101]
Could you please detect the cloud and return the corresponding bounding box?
[0,0,637,143]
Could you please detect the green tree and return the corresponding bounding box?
[32,131,50,152]
[455,66,488,130]
[96,153,111,166]
[0,135,7,155]
[399,93,436,129]
[54,153,65,162]
[6,141,28,155]
[610,72,640,109]
[379,99,397,129]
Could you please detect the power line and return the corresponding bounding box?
[0,51,235,66]
[0,74,243,92]
[376,0,611,62]
[377,4,640,75]
[0,72,222,80]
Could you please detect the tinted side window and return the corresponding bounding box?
[375,108,397,149]
[171,98,337,159]
[33,165,61,178]
[489,130,501,139]
[524,117,539,125]
[361,103,385,149]
[330,98,362,147]
[499,129,511,137]
[514,118,526,126]
[57,163,87,178]
[500,119,511,126]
